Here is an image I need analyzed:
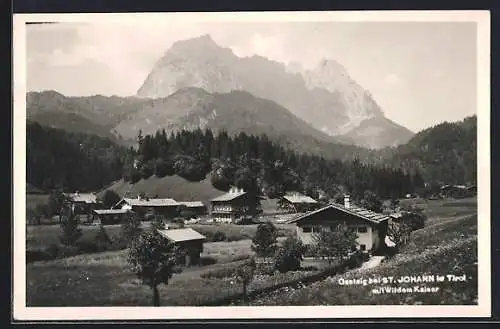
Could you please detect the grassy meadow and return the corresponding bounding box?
[25,196,478,306]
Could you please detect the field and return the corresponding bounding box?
[25,196,478,306]
[26,222,296,251]
[97,175,225,207]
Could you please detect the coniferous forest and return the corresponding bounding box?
[27,115,478,203]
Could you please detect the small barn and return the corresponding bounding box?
[289,195,389,252]
[66,192,98,215]
[113,196,180,219]
[157,228,206,266]
[278,192,319,213]
[178,201,207,217]
[92,209,131,225]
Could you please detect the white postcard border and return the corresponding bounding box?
[12,10,491,321]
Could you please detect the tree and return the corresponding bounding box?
[121,212,143,243]
[94,223,112,250]
[313,223,358,264]
[386,221,411,252]
[151,215,166,231]
[234,257,256,304]
[48,189,67,220]
[360,190,383,213]
[127,230,182,306]
[251,222,278,258]
[101,190,121,209]
[59,209,82,246]
[274,235,305,273]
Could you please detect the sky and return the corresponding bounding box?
[26,19,478,133]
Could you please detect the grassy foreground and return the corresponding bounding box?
[248,213,478,305]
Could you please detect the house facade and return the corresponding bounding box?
[92,209,131,225]
[210,187,261,223]
[289,195,389,252]
[113,196,180,219]
[278,192,319,213]
[178,201,207,217]
[157,228,206,266]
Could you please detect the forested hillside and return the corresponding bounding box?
[388,115,477,186]
[125,128,424,202]
[27,121,129,192]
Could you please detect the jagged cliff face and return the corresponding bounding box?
[136,34,413,148]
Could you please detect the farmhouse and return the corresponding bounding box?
[92,209,131,225]
[278,192,319,213]
[178,201,207,217]
[210,187,261,223]
[66,192,98,215]
[113,196,179,219]
[157,228,206,266]
[289,195,389,252]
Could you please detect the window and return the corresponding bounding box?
[360,244,366,251]
[303,226,312,233]
[358,226,368,233]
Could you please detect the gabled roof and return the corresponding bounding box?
[120,197,179,207]
[282,193,318,204]
[157,228,206,243]
[178,201,205,208]
[288,202,389,225]
[211,191,247,202]
[93,209,130,215]
[67,193,97,204]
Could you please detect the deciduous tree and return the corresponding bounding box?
[127,230,182,306]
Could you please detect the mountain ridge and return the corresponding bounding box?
[136,34,414,149]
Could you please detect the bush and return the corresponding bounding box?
[211,231,227,242]
[201,264,241,279]
[252,222,278,258]
[274,236,305,273]
[199,256,218,266]
[345,251,364,269]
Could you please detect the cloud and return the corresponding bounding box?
[383,73,402,86]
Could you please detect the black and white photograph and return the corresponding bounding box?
[13,11,491,320]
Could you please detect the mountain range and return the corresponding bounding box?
[136,34,414,149]
[26,89,386,163]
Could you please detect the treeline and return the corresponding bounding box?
[125,128,425,201]
[27,121,129,192]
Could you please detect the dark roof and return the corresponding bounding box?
[211,191,247,202]
[157,228,206,243]
[288,202,389,225]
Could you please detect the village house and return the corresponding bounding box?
[157,228,206,266]
[178,201,207,217]
[278,191,319,213]
[210,187,262,223]
[289,195,389,252]
[113,196,180,219]
[92,209,131,225]
[65,192,98,215]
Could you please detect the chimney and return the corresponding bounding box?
[344,194,350,209]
